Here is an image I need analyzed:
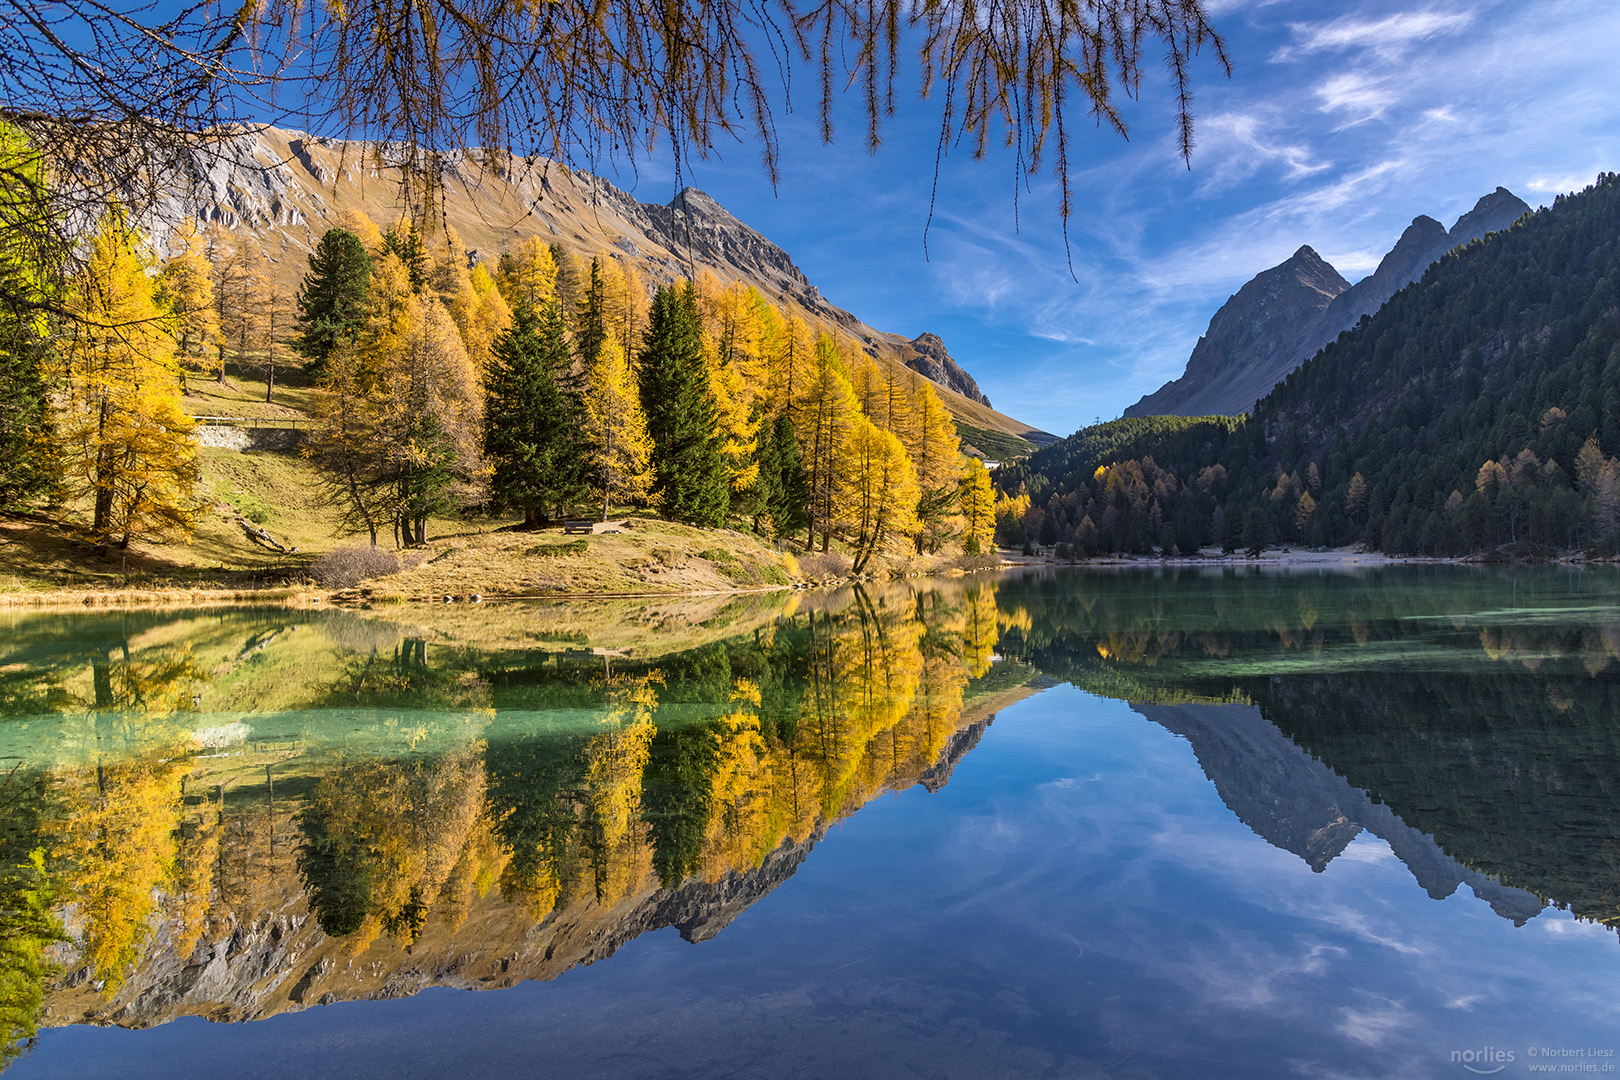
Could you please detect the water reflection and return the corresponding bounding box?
[0,581,1028,1047]
[3,565,1620,1070]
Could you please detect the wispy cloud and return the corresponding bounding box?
[1276,9,1474,61]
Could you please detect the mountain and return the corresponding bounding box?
[139,128,1049,444]
[1137,702,1543,923]
[1125,246,1350,418]
[1124,187,1532,419]
[996,172,1620,557]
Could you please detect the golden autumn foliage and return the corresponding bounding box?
[584,331,653,519]
[156,219,221,380]
[56,209,200,546]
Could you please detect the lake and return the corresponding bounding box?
[2,566,1618,1078]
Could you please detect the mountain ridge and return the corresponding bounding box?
[135,127,1051,445]
[1124,187,1533,419]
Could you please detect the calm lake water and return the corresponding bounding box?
[2,566,1619,1079]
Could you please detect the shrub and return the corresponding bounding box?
[696,547,738,564]
[797,551,851,580]
[310,544,402,588]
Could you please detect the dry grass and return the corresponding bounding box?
[182,373,324,419]
[365,518,799,601]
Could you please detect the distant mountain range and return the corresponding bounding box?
[1125,187,1532,418]
[135,127,1055,447]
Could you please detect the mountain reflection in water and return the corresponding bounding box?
[2,565,1619,1074]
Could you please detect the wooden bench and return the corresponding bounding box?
[562,520,594,535]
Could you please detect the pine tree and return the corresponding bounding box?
[484,301,590,526]
[0,121,58,512]
[754,413,810,537]
[57,210,199,546]
[958,457,995,554]
[575,257,608,369]
[638,284,729,526]
[585,331,652,519]
[382,222,428,292]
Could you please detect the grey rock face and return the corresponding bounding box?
[1124,188,1533,419]
[1125,246,1350,419]
[906,332,992,407]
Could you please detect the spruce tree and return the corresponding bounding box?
[484,301,589,526]
[294,227,373,379]
[382,223,427,292]
[756,414,809,537]
[638,284,729,526]
[575,257,607,368]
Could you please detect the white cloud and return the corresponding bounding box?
[1524,171,1596,196]
[1316,73,1398,121]
[1278,10,1474,60]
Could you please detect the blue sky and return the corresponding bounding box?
[598,0,1620,437]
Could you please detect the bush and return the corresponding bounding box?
[957,551,1003,572]
[310,544,402,588]
[797,551,851,580]
[696,547,738,564]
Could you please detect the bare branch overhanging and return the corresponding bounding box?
[4,0,1224,211]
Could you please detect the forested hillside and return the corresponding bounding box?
[0,120,1000,584]
[999,174,1620,557]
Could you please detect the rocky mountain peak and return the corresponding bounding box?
[1125,186,1532,419]
[1450,187,1531,245]
[1123,244,1350,418]
[902,332,992,407]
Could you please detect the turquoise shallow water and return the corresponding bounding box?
[4,566,1619,1078]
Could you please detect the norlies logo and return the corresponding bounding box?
[1453,1047,1517,1075]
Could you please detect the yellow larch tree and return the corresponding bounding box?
[765,312,815,422]
[57,210,200,546]
[599,255,648,358]
[156,218,221,387]
[215,234,272,385]
[908,373,966,552]
[335,208,385,254]
[850,353,885,423]
[845,418,921,573]
[585,674,659,904]
[496,235,557,308]
[704,333,760,498]
[51,745,190,993]
[584,330,652,519]
[798,333,859,550]
[696,274,772,402]
[958,456,996,555]
[447,261,512,374]
[878,362,918,442]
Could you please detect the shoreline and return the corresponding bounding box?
[6,545,1613,612]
